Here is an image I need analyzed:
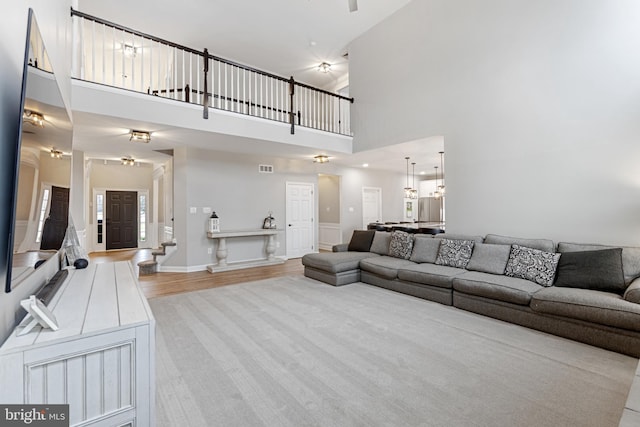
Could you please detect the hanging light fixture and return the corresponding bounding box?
[121,157,136,166]
[313,155,329,163]
[50,149,63,159]
[404,157,413,198]
[438,151,446,196]
[410,162,418,199]
[434,166,441,199]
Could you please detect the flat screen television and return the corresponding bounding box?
[3,9,73,293]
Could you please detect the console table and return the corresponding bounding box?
[0,261,155,427]
[206,229,284,273]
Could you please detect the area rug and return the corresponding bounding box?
[149,276,636,427]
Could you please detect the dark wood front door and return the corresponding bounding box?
[40,186,70,250]
[106,191,138,250]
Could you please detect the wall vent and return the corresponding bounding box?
[259,164,274,173]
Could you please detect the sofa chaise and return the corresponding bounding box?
[302,230,640,358]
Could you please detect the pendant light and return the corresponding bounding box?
[434,166,441,199]
[404,157,413,198]
[410,162,418,199]
[438,151,445,196]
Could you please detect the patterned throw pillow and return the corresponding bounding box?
[505,245,561,286]
[435,239,475,268]
[388,231,414,259]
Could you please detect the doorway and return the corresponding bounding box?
[286,182,315,258]
[106,191,138,250]
[39,186,69,250]
[362,187,382,229]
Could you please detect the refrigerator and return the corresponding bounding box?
[418,197,442,222]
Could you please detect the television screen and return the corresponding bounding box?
[4,9,73,293]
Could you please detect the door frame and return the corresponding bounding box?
[285,181,316,258]
[362,187,382,229]
[91,187,150,252]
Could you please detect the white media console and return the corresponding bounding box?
[0,261,155,427]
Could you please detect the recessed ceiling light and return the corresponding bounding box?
[362,163,369,168]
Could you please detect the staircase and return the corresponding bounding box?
[137,241,177,275]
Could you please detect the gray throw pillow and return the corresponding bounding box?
[347,230,376,252]
[410,236,441,263]
[388,231,414,259]
[554,248,626,294]
[505,245,560,287]
[435,239,475,269]
[624,280,640,304]
[370,232,391,255]
[466,243,511,275]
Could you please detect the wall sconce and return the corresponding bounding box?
[130,130,151,143]
[121,157,136,166]
[23,110,44,127]
[314,155,329,163]
[50,149,63,159]
[317,62,332,73]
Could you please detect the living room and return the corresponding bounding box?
[1,1,639,426]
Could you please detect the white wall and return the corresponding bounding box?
[164,146,407,270]
[350,0,640,246]
[0,0,73,343]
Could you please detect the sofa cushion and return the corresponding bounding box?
[531,287,640,332]
[554,248,626,294]
[435,233,484,244]
[505,245,560,287]
[410,236,440,264]
[558,242,640,285]
[466,243,511,275]
[435,239,475,269]
[388,230,414,259]
[360,256,416,280]
[301,252,379,274]
[453,271,543,305]
[625,278,640,304]
[397,263,466,289]
[484,234,555,253]
[370,232,391,255]
[348,230,376,252]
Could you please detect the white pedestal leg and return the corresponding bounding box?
[216,237,228,266]
[266,234,276,261]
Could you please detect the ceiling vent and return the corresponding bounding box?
[259,164,274,173]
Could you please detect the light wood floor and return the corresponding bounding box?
[89,249,304,299]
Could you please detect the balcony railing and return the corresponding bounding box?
[71,9,353,136]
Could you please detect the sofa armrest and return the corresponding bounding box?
[624,277,640,304]
[333,243,349,252]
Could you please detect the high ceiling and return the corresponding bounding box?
[77,0,412,88]
[72,0,434,174]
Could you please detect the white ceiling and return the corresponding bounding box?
[72,0,440,175]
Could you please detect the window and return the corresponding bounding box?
[139,194,146,242]
[96,194,104,244]
[35,188,50,243]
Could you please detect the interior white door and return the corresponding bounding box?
[286,182,315,258]
[362,187,382,229]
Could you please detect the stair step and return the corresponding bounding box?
[151,250,165,256]
[137,260,157,275]
[161,241,177,247]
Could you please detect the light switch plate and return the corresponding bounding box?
[189,207,197,214]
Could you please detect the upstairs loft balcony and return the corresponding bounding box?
[70,9,353,139]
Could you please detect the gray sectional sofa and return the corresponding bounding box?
[302,230,640,358]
